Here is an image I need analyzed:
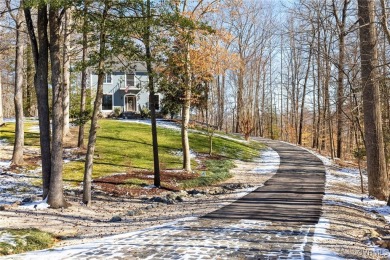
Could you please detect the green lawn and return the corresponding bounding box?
[1,119,264,187]
[0,121,41,146]
[0,228,56,256]
[64,120,263,184]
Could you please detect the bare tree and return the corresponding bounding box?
[7,0,25,165]
[0,61,3,126]
[62,7,71,138]
[77,0,89,148]
[47,3,68,208]
[24,3,52,198]
[358,0,388,200]
[332,0,351,159]
[83,0,110,206]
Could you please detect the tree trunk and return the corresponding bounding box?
[78,0,89,148]
[25,45,35,117]
[358,0,388,201]
[0,61,3,126]
[333,0,349,159]
[182,42,192,172]
[62,8,71,138]
[12,7,25,166]
[236,66,244,133]
[145,0,160,187]
[298,40,313,145]
[24,5,52,198]
[83,2,109,206]
[47,6,67,208]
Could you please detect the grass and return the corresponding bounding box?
[122,178,150,187]
[0,121,40,146]
[181,159,235,188]
[1,119,264,188]
[0,228,56,256]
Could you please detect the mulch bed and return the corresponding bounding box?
[94,170,200,197]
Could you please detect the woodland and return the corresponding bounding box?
[0,0,389,209]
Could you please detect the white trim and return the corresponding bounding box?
[123,94,137,112]
[103,73,112,84]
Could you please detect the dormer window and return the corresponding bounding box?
[104,73,112,84]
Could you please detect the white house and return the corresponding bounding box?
[90,62,161,117]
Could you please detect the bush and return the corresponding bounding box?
[140,107,151,118]
[113,107,122,117]
[70,109,92,126]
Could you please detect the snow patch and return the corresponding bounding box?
[302,146,390,257]
[0,232,17,247]
[28,125,40,133]
[0,139,9,146]
[0,160,11,168]
[19,197,49,210]
[251,147,279,174]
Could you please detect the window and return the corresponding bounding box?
[126,73,135,87]
[104,74,112,84]
[102,94,113,110]
[149,94,160,110]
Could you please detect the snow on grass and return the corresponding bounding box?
[28,125,40,133]
[0,160,11,168]
[302,147,390,257]
[0,138,9,145]
[0,171,42,205]
[250,147,279,174]
[0,232,17,247]
[19,197,49,210]
[169,149,197,158]
[120,118,181,131]
[311,218,343,260]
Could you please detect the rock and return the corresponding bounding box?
[67,191,76,196]
[145,205,154,210]
[109,216,122,222]
[187,189,205,196]
[223,183,250,190]
[167,199,175,204]
[149,196,167,203]
[127,210,136,216]
[166,193,175,199]
[175,196,184,202]
[177,190,188,196]
[21,196,35,204]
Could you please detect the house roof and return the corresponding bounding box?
[108,61,147,73]
[92,61,148,74]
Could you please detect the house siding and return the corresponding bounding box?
[90,65,161,115]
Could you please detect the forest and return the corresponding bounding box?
[0,0,389,207]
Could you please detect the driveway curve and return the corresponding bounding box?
[204,138,326,224]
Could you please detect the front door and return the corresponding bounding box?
[125,95,137,112]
